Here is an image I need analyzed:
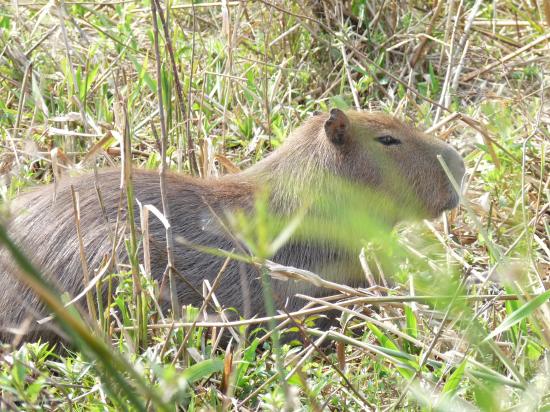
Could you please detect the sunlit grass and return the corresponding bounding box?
[0,0,549,410]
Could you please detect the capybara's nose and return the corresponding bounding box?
[441,146,465,187]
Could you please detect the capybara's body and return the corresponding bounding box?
[0,110,465,342]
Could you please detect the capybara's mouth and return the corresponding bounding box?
[445,191,460,211]
[441,184,461,213]
[425,185,461,219]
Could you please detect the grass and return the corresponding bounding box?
[0,0,549,410]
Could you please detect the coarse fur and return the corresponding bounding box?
[0,110,465,343]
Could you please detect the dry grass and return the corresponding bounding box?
[0,0,549,410]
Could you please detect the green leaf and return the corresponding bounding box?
[329,95,350,110]
[31,74,49,117]
[442,360,466,395]
[129,55,155,92]
[366,324,417,379]
[367,323,399,351]
[235,338,259,386]
[287,373,302,387]
[181,359,224,384]
[483,290,550,343]
[26,379,45,403]
[13,359,26,388]
[404,305,418,339]
[473,380,498,412]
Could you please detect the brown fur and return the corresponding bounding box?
[0,110,465,342]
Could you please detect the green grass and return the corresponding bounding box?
[1,0,549,410]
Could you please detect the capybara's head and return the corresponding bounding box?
[271,109,465,225]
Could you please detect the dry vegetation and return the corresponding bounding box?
[0,0,549,410]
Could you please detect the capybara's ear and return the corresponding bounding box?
[324,108,350,145]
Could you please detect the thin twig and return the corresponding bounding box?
[151,1,179,318]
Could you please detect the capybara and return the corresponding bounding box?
[0,109,465,342]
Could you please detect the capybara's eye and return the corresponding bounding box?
[376,135,401,146]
